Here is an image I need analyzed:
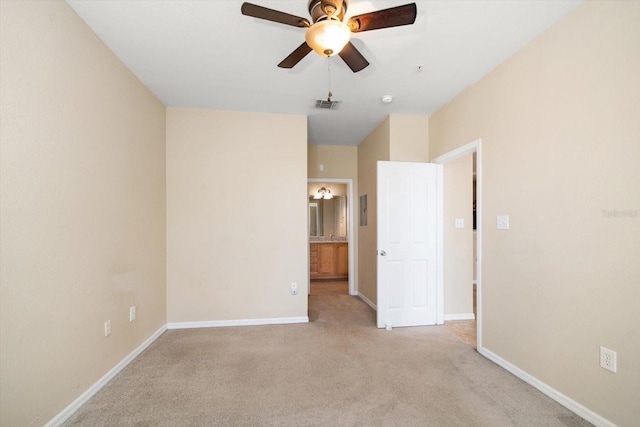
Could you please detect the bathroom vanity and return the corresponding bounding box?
[309,241,348,280]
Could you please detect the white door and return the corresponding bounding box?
[377,161,442,329]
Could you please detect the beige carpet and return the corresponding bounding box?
[64,295,592,426]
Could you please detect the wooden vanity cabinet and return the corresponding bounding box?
[336,243,348,276]
[310,242,348,280]
[310,244,319,276]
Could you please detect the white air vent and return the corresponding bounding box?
[315,99,341,110]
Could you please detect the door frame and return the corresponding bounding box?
[308,178,356,296]
[432,138,483,350]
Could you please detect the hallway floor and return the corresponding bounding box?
[310,280,478,349]
[443,284,477,349]
[310,280,348,296]
[443,319,477,349]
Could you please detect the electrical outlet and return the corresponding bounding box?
[129,306,136,322]
[104,320,112,337]
[291,283,297,295]
[600,346,617,373]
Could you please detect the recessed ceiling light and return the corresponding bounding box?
[381,95,393,104]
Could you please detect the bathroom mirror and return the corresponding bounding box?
[309,196,347,237]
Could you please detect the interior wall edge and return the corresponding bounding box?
[43,326,168,427]
[479,348,616,427]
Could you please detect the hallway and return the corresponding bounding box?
[443,284,477,349]
[311,280,478,350]
[309,280,349,296]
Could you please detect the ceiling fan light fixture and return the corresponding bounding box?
[305,20,351,57]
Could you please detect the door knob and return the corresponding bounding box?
[380,250,387,256]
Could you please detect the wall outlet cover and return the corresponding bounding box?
[600,346,617,373]
[497,215,510,230]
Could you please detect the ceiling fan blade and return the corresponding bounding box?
[347,3,417,33]
[241,2,310,28]
[338,42,370,73]
[278,42,313,69]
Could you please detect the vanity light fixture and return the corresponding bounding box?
[314,186,334,199]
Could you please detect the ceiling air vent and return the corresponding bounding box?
[315,99,341,110]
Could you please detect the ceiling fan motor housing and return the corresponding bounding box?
[241,1,417,72]
[308,0,347,23]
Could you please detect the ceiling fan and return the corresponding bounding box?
[241,0,417,73]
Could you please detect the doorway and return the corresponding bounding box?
[433,139,483,350]
[307,178,355,296]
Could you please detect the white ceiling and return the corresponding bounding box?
[65,0,581,146]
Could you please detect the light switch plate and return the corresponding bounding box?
[497,215,510,230]
[455,218,464,228]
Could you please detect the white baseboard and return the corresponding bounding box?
[444,313,475,321]
[478,347,615,427]
[166,316,309,330]
[357,292,377,311]
[45,325,167,427]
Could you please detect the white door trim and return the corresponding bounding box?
[437,165,444,325]
[432,138,483,350]
[308,178,356,296]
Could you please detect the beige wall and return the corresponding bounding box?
[0,1,167,425]
[166,108,308,323]
[308,144,357,180]
[389,114,429,162]
[443,155,474,316]
[429,2,640,425]
[355,114,429,304]
[356,115,431,305]
[356,118,391,304]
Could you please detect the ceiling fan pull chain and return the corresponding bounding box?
[327,56,333,102]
